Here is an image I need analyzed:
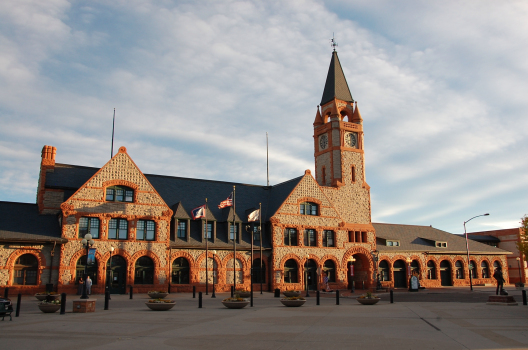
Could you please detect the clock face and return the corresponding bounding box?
[319,134,328,150]
[345,132,357,148]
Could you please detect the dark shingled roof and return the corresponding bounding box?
[320,51,354,106]
[465,234,501,243]
[0,202,66,243]
[374,223,510,254]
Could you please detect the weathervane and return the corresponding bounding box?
[330,33,338,51]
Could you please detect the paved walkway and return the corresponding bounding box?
[1,287,527,350]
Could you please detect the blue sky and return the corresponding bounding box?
[1,0,527,234]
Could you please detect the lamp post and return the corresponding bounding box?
[81,234,95,299]
[305,255,310,297]
[212,250,217,298]
[464,213,490,291]
[516,257,524,286]
[406,257,412,288]
[107,246,114,297]
[349,256,356,293]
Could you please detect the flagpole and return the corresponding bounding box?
[205,198,209,295]
[251,212,254,292]
[266,132,269,186]
[111,108,115,158]
[259,202,263,294]
[233,185,236,293]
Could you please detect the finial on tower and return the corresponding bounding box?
[330,33,338,52]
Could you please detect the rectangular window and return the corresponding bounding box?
[137,220,155,241]
[108,219,128,240]
[355,231,361,242]
[229,224,238,240]
[177,220,186,239]
[349,231,355,242]
[203,222,212,239]
[323,230,334,247]
[304,229,316,247]
[300,202,318,216]
[106,189,114,201]
[116,189,124,202]
[362,231,368,243]
[253,226,260,242]
[79,217,100,239]
[125,190,133,202]
[284,228,297,246]
[351,166,356,182]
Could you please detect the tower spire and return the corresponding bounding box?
[320,51,354,106]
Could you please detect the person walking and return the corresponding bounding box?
[322,272,332,292]
[86,276,93,295]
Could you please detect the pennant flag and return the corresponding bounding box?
[191,205,206,220]
[218,192,233,209]
[248,209,260,222]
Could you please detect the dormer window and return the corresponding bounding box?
[300,202,318,216]
[436,242,447,248]
[106,186,134,202]
[387,240,400,247]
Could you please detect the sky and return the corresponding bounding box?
[1,0,527,234]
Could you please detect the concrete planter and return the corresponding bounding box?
[283,291,301,298]
[145,302,176,311]
[280,299,306,307]
[38,303,61,313]
[235,291,251,298]
[222,300,249,309]
[148,292,169,299]
[356,297,380,305]
[35,294,60,301]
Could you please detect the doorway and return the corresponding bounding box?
[304,259,317,290]
[107,255,127,294]
[440,260,452,286]
[393,260,406,288]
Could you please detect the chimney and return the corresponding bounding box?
[37,145,57,213]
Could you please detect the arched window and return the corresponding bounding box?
[76,255,98,285]
[13,254,38,285]
[300,202,318,216]
[379,260,390,281]
[455,260,465,279]
[323,260,336,282]
[481,261,489,278]
[470,260,477,279]
[135,256,154,284]
[252,258,266,283]
[284,228,297,246]
[411,260,420,275]
[427,261,436,279]
[493,261,501,270]
[284,259,298,283]
[172,257,189,284]
[106,185,134,202]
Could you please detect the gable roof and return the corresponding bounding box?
[320,51,354,106]
[374,223,510,254]
[0,202,66,243]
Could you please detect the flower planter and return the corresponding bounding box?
[222,300,249,309]
[235,291,251,298]
[35,294,60,301]
[38,303,61,313]
[145,302,176,311]
[148,292,169,299]
[283,291,301,298]
[280,299,306,307]
[356,297,380,305]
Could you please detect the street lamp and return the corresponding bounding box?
[406,257,412,289]
[464,213,490,291]
[349,256,356,293]
[107,246,114,297]
[80,234,95,299]
[305,255,310,297]
[516,257,524,287]
[212,250,217,298]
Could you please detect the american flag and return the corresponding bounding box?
[191,205,206,219]
[218,193,233,209]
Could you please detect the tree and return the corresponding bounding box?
[516,215,528,261]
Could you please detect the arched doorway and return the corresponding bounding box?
[323,260,336,282]
[107,255,127,294]
[347,254,370,289]
[440,260,452,286]
[455,260,464,279]
[379,260,390,282]
[427,261,436,280]
[135,256,154,285]
[470,260,477,279]
[411,260,420,276]
[284,259,298,283]
[252,258,266,284]
[13,254,38,285]
[393,260,406,288]
[304,259,317,290]
[481,261,489,278]
[76,255,98,287]
[172,257,190,284]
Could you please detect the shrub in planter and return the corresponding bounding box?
[222,297,249,309]
[38,299,61,313]
[145,298,176,311]
[280,296,306,307]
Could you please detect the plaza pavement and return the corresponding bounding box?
[0,287,527,350]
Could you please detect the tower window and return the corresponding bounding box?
[300,202,318,216]
[106,186,134,202]
[322,167,326,185]
[351,166,356,183]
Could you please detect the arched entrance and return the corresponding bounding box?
[304,259,317,290]
[440,260,452,286]
[13,254,38,285]
[172,257,190,284]
[347,254,370,289]
[107,255,127,294]
[76,255,98,287]
[393,260,406,288]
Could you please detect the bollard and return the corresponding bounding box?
[362,281,365,290]
[129,286,133,299]
[523,290,527,306]
[193,286,196,298]
[60,293,66,314]
[231,286,234,298]
[4,287,8,299]
[336,290,340,305]
[168,283,171,294]
[104,291,110,310]
[274,288,280,298]
[212,283,216,298]
[316,290,320,305]
[250,284,254,307]
[15,293,21,317]
[198,292,202,308]
[390,290,394,303]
